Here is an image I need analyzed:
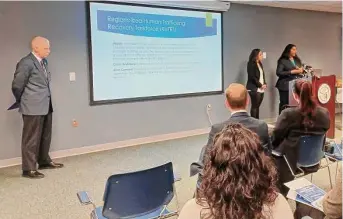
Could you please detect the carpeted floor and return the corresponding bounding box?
[0,120,341,219]
[0,135,206,219]
[336,114,342,131]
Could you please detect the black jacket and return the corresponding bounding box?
[275,58,302,91]
[246,61,266,92]
[272,106,330,171]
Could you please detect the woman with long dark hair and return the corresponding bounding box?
[179,123,293,219]
[272,79,330,195]
[276,44,304,114]
[246,49,267,119]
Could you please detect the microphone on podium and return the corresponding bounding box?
[302,63,314,77]
[302,63,320,79]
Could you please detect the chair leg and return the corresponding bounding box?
[327,166,333,189]
[310,174,313,183]
[173,185,180,215]
[324,157,333,189]
[158,205,168,218]
[335,162,339,180]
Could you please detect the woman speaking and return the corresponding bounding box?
[246,49,266,119]
[275,44,304,114]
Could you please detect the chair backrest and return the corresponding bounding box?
[102,162,175,219]
[297,135,325,167]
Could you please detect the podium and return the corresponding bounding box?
[288,75,336,138]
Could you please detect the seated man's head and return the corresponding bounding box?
[225,83,249,111]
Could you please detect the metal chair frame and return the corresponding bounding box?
[283,135,333,189]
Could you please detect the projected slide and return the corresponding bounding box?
[88,2,223,103]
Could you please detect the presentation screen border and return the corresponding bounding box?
[86,1,224,105]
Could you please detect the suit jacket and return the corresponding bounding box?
[275,58,302,91]
[272,106,330,171]
[11,53,52,115]
[190,112,271,178]
[246,61,266,92]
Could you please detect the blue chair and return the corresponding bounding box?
[283,135,333,188]
[325,140,342,180]
[77,162,181,219]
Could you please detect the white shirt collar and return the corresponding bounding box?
[31,52,42,62]
[231,109,248,116]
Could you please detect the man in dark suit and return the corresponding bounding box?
[12,36,63,179]
[190,83,271,188]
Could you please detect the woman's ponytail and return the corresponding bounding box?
[294,80,317,127]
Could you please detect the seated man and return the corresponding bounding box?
[190,83,271,188]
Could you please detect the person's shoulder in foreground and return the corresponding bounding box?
[323,165,342,219]
[186,123,292,219]
[178,193,293,219]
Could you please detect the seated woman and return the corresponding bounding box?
[179,123,293,219]
[272,79,330,195]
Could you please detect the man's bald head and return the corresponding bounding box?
[31,36,50,59]
[225,83,249,110]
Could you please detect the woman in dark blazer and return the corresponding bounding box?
[275,44,304,114]
[272,79,330,196]
[246,48,266,119]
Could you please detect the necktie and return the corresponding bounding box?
[40,60,48,78]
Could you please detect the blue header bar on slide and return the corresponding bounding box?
[97,10,217,38]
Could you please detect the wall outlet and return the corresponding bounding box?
[207,104,212,110]
[69,72,76,81]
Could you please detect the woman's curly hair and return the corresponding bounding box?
[197,123,278,219]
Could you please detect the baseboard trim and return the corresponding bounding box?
[0,127,210,169]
